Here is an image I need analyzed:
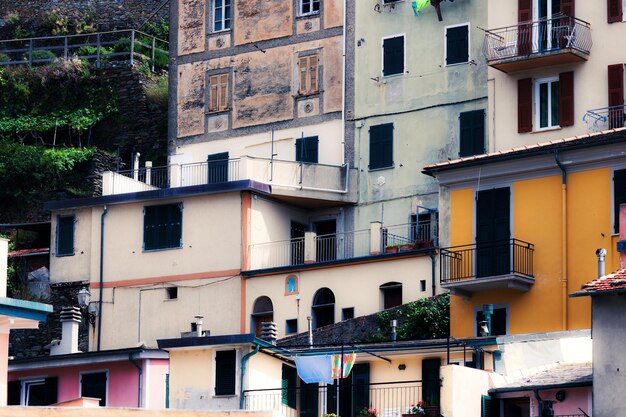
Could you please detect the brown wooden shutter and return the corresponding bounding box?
[608,0,623,23]
[209,75,218,112]
[561,0,575,17]
[518,78,533,133]
[218,73,229,111]
[518,0,532,21]
[299,56,308,95]
[608,64,624,129]
[309,55,319,94]
[559,71,575,127]
[518,0,532,55]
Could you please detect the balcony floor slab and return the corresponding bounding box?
[442,273,535,297]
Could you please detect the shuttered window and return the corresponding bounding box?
[207,152,229,184]
[369,123,393,169]
[281,364,298,408]
[143,203,183,251]
[298,55,319,95]
[561,0,575,17]
[608,0,623,23]
[215,350,237,396]
[559,71,575,127]
[56,215,75,256]
[445,25,469,66]
[536,77,560,129]
[608,64,625,129]
[295,136,319,163]
[614,169,626,234]
[81,372,107,406]
[209,73,229,112]
[383,36,404,76]
[518,78,533,133]
[481,395,492,417]
[459,110,485,157]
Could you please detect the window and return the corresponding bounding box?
[420,280,427,292]
[445,24,469,65]
[459,110,485,157]
[382,35,404,76]
[9,378,58,406]
[207,152,229,183]
[535,77,560,129]
[56,215,75,256]
[298,55,319,96]
[281,365,298,409]
[369,123,393,169]
[295,136,319,163]
[608,64,624,129]
[300,0,320,15]
[143,203,183,251]
[252,296,274,338]
[81,372,107,406]
[166,287,178,300]
[208,73,229,112]
[475,307,507,336]
[608,0,623,23]
[380,282,402,309]
[411,211,437,243]
[342,307,354,320]
[213,0,231,32]
[312,287,335,329]
[286,319,298,334]
[215,350,236,396]
[614,169,626,234]
[285,275,298,294]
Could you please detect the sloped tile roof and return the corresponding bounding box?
[570,268,626,297]
[493,362,592,392]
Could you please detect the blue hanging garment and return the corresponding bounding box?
[294,355,334,384]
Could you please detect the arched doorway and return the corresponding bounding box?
[251,296,273,337]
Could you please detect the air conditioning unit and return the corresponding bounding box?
[382,0,404,5]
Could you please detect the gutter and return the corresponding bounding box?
[128,351,143,408]
[488,380,592,395]
[97,205,108,351]
[554,151,568,331]
[239,343,261,409]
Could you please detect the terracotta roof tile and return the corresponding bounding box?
[572,268,626,296]
[8,248,49,258]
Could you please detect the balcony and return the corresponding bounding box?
[101,156,357,205]
[247,221,436,271]
[483,15,591,73]
[440,239,534,297]
[583,104,626,133]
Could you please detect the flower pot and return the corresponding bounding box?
[399,244,414,252]
[424,406,439,417]
[385,246,399,253]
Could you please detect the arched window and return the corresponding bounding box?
[251,296,274,337]
[312,288,335,329]
[380,282,402,310]
[285,275,298,295]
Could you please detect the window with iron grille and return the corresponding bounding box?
[213,0,231,32]
[300,0,320,15]
[143,203,183,251]
[369,123,393,169]
[208,73,229,112]
[298,54,320,96]
[56,215,75,256]
[215,350,236,396]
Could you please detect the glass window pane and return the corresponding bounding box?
[551,81,560,127]
[313,0,320,12]
[540,83,548,128]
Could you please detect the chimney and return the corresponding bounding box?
[260,321,277,344]
[619,203,626,269]
[596,248,607,278]
[50,307,82,355]
[0,238,8,298]
[195,315,204,337]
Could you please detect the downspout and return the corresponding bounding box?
[429,250,436,297]
[239,344,261,409]
[97,205,108,351]
[555,151,568,331]
[129,352,143,408]
[533,389,543,416]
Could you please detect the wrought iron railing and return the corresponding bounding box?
[314,229,371,263]
[440,239,534,284]
[248,237,305,270]
[244,381,424,417]
[382,221,436,252]
[111,165,169,194]
[0,29,168,70]
[180,159,241,186]
[583,104,626,133]
[483,14,592,62]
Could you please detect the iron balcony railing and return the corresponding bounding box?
[111,165,169,194]
[314,229,371,263]
[382,221,437,252]
[583,104,626,133]
[180,159,241,186]
[244,380,424,417]
[440,239,534,284]
[0,29,168,70]
[483,14,592,62]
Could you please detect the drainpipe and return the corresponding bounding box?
[429,250,436,297]
[554,151,568,331]
[239,344,261,409]
[533,389,543,416]
[97,205,108,351]
[129,351,143,408]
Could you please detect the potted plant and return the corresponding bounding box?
[402,402,426,417]
[358,407,378,417]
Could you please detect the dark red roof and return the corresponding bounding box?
[7,248,49,258]
[571,269,626,297]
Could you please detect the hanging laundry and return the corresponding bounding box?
[411,0,430,16]
[331,352,357,379]
[294,355,333,384]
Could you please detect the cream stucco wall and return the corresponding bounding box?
[49,207,95,284]
[440,365,492,417]
[245,256,434,338]
[487,0,626,151]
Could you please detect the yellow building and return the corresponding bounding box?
[424,129,626,338]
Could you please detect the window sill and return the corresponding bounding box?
[205,109,230,115]
[213,394,237,399]
[56,252,75,257]
[381,72,406,79]
[164,298,178,302]
[446,60,469,67]
[531,126,561,133]
[143,246,183,253]
[297,12,321,19]
[368,164,395,172]
[296,92,320,99]
[210,29,231,35]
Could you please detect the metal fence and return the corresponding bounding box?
[249,238,305,270]
[583,104,626,133]
[180,159,241,187]
[314,229,371,263]
[483,14,592,61]
[440,239,534,284]
[382,221,436,252]
[111,165,169,194]
[0,29,168,70]
[244,381,423,417]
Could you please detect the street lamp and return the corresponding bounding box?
[77,287,97,328]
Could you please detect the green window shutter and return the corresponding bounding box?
[481,395,492,417]
[446,25,469,65]
[208,152,229,184]
[56,215,75,256]
[144,204,183,250]
[215,350,236,396]
[460,110,486,157]
[281,364,297,408]
[369,123,393,169]
[296,136,319,163]
[383,36,404,76]
[614,169,626,233]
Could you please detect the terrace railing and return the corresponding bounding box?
[0,29,168,70]
[180,159,241,186]
[583,104,626,133]
[109,165,169,194]
[314,229,371,263]
[483,14,591,62]
[382,221,436,252]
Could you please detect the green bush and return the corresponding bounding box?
[43,9,69,36]
[144,75,168,108]
[29,50,57,63]
[0,53,10,63]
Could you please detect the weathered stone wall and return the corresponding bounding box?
[9,282,89,359]
[0,0,169,39]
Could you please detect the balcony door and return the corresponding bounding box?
[476,188,510,278]
[535,0,561,51]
